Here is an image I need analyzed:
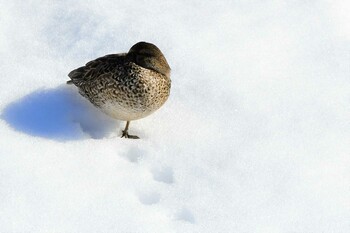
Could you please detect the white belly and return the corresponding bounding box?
[100,101,157,121]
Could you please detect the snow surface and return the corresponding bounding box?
[0,0,349,232]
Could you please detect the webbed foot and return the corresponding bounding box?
[121,130,140,139]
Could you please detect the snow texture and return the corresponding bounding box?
[0,0,349,233]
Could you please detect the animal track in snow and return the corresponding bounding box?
[138,191,161,205]
[151,166,174,184]
[175,207,195,224]
[122,147,145,163]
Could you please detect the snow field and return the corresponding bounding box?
[0,0,349,232]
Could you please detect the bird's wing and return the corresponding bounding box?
[67,53,127,85]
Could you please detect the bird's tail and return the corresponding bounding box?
[67,66,86,85]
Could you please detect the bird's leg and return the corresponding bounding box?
[121,121,140,139]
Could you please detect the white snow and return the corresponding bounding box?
[0,0,349,232]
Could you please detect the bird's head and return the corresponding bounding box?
[127,42,171,78]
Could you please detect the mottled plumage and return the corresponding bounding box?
[68,42,171,138]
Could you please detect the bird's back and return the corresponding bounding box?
[68,53,127,84]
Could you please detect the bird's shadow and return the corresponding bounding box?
[1,85,119,141]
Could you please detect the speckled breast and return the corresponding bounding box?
[78,62,171,121]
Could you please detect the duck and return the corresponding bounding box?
[67,41,171,139]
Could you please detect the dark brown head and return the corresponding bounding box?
[127,42,171,78]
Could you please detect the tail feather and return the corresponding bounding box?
[68,66,85,78]
[67,66,86,85]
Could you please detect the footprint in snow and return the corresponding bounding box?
[125,151,192,224]
[151,166,174,184]
[122,146,145,163]
[138,191,161,205]
[175,207,195,224]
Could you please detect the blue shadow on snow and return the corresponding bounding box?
[1,85,118,141]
